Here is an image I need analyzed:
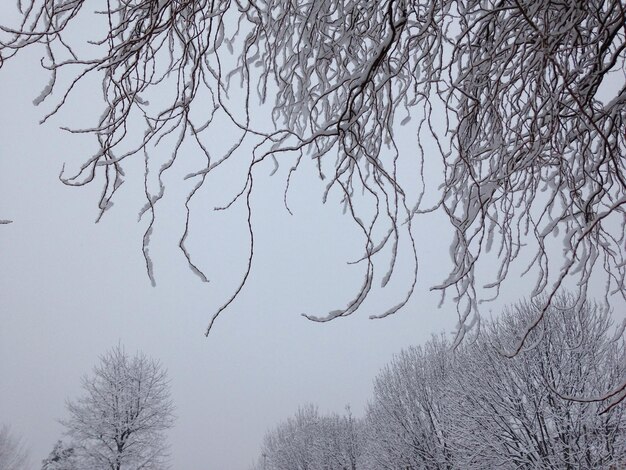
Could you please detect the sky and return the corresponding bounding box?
[1,5,624,470]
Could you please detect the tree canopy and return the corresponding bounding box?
[61,346,174,470]
[1,1,624,341]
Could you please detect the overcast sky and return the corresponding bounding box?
[1,6,624,470]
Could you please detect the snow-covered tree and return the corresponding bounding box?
[0,425,29,470]
[364,336,455,469]
[258,404,363,470]
[448,296,626,469]
[360,295,626,468]
[61,345,175,470]
[41,441,80,470]
[0,1,624,345]
[316,407,362,470]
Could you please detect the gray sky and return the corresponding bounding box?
[1,7,623,470]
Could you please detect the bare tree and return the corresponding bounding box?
[0,425,29,470]
[359,295,626,468]
[258,404,363,470]
[364,336,455,469]
[61,345,175,470]
[448,296,626,469]
[0,1,624,341]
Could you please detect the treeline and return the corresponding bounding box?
[253,296,626,469]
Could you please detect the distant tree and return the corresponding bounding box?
[258,404,363,470]
[316,407,361,470]
[363,336,455,469]
[41,441,79,470]
[61,345,175,470]
[0,2,624,339]
[0,425,29,470]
